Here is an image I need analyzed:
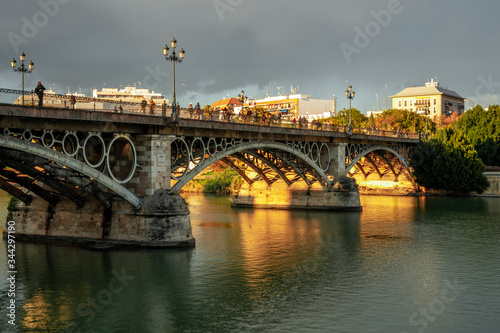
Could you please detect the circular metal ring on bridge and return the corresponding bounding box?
[62,132,80,157]
[207,138,217,156]
[310,143,320,163]
[41,130,55,148]
[190,137,205,165]
[171,139,190,180]
[22,129,32,141]
[106,135,137,184]
[83,133,106,168]
[219,138,227,150]
[318,143,331,172]
[3,128,10,136]
[171,141,179,163]
[303,142,311,156]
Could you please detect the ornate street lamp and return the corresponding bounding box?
[163,38,185,121]
[345,85,355,131]
[11,52,34,105]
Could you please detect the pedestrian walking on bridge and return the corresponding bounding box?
[149,98,155,114]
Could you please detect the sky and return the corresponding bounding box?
[1,0,500,113]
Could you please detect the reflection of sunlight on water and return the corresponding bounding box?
[359,195,418,238]
[21,292,73,332]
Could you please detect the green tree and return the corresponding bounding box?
[374,109,436,133]
[410,130,489,193]
[321,108,367,127]
[452,105,500,166]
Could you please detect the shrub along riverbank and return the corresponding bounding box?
[180,167,241,195]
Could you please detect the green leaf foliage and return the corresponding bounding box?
[410,128,489,193]
[453,105,500,166]
[374,109,436,133]
[322,108,368,127]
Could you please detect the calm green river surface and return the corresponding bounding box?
[1,192,500,332]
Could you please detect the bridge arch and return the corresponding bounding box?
[345,145,414,184]
[171,140,334,192]
[0,134,142,209]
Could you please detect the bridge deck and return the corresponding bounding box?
[0,104,420,145]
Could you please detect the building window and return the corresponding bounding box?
[433,107,436,113]
[404,100,407,107]
[434,98,437,105]
[410,100,413,106]
[399,101,401,107]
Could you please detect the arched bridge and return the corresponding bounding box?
[0,102,419,247]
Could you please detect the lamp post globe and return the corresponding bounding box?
[345,84,355,131]
[163,38,185,122]
[10,51,34,106]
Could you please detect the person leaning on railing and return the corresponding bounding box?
[34,82,45,107]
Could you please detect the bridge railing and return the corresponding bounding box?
[0,88,420,139]
[0,88,35,105]
[0,88,158,114]
[183,110,420,139]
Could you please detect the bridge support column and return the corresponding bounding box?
[128,134,175,195]
[327,143,347,179]
[108,134,194,247]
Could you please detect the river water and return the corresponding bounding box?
[1,192,500,333]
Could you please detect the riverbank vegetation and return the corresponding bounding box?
[320,108,438,134]
[409,105,500,193]
[181,161,240,195]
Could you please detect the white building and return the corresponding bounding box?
[92,86,169,104]
[391,79,465,118]
[248,94,336,119]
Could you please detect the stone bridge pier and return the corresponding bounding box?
[230,143,361,210]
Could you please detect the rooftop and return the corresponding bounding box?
[390,80,464,99]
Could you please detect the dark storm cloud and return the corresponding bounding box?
[2,0,500,110]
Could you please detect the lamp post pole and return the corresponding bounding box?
[11,52,34,106]
[345,85,355,132]
[163,38,185,121]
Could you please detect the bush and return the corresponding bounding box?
[410,130,489,194]
[203,168,236,194]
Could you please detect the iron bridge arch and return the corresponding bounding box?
[170,137,335,192]
[0,129,142,209]
[344,143,414,183]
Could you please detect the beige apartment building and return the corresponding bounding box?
[391,79,465,118]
